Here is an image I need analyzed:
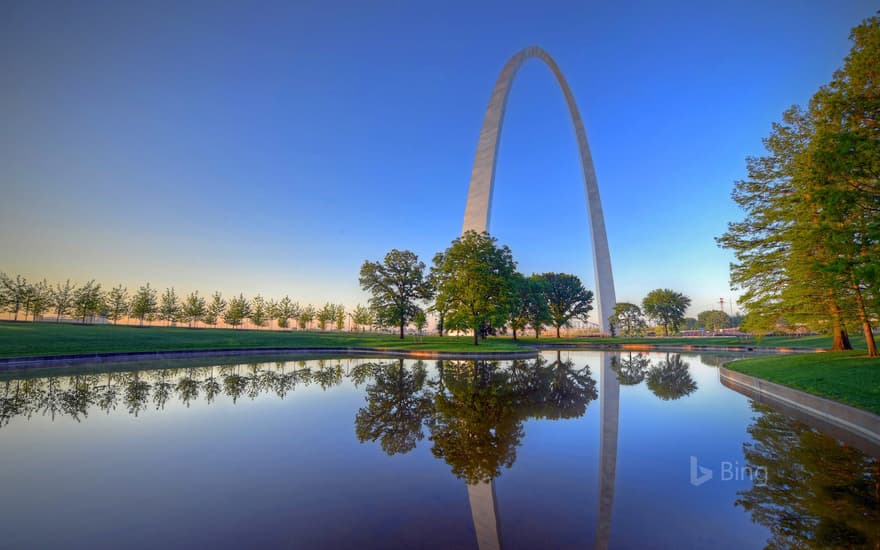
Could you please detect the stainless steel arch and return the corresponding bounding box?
[462,46,616,333]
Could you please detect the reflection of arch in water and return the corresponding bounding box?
[461,46,616,333]
[465,352,620,549]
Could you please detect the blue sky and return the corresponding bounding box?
[1,0,875,320]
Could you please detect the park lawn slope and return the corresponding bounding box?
[0,322,526,358]
[726,351,880,415]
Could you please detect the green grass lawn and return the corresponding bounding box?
[0,321,525,357]
[512,334,868,350]
[726,351,880,415]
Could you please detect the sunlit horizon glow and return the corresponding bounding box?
[1,1,874,321]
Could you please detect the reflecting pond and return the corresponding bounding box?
[0,351,877,549]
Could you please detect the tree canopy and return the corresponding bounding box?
[431,231,517,345]
[718,15,879,355]
[359,249,433,339]
[642,289,691,336]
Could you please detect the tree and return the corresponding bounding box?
[797,16,880,357]
[203,292,226,327]
[428,253,453,337]
[506,274,549,340]
[249,295,268,328]
[718,17,880,355]
[317,302,335,330]
[335,304,346,331]
[432,231,517,345]
[359,249,434,339]
[158,288,181,326]
[413,310,427,338]
[298,304,315,330]
[224,294,251,329]
[523,275,551,338]
[72,280,104,323]
[182,291,206,327]
[506,273,530,341]
[538,272,594,338]
[50,279,76,322]
[27,280,51,322]
[275,296,298,329]
[352,304,373,332]
[106,285,129,325]
[697,309,731,332]
[129,284,158,326]
[1,274,29,321]
[609,302,646,337]
[642,289,691,336]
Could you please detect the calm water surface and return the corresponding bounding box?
[0,350,877,549]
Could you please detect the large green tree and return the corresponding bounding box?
[642,289,691,336]
[431,231,517,345]
[538,272,594,338]
[359,249,434,339]
[719,16,880,355]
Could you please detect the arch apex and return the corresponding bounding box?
[461,47,617,334]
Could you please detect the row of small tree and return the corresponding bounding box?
[0,272,381,331]
[359,231,596,345]
[718,16,879,356]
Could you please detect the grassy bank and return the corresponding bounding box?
[514,334,867,350]
[726,351,880,415]
[0,321,525,357]
[2,321,872,358]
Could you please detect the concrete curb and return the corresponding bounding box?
[719,366,880,454]
[0,346,539,371]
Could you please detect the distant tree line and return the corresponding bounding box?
[717,16,879,356]
[0,272,376,332]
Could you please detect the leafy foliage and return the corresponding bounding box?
[431,231,517,345]
[360,249,433,339]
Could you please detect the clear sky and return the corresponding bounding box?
[1,0,875,321]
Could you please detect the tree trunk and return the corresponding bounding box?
[399,321,404,340]
[850,278,878,357]
[512,328,517,341]
[473,328,479,346]
[534,328,539,338]
[828,300,854,351]
[556,326,561,338]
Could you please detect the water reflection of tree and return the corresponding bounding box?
[611,353,650,385]
[354,360,433,455]
[429,360,524,484]
[737,403,879,548]
[429,356,597,484]
[123,372,151,416]
[645,354,697,400]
